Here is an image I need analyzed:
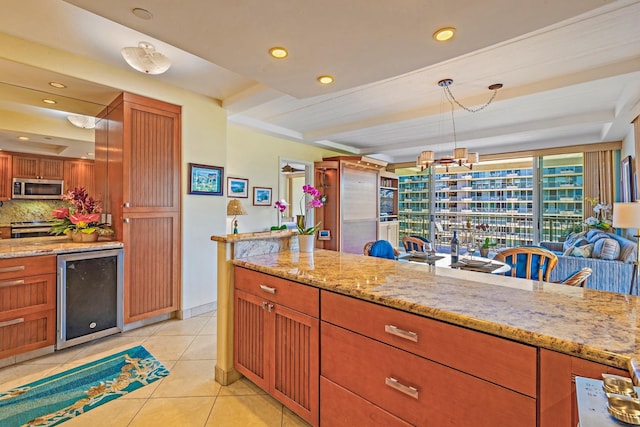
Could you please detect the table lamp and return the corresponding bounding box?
[612,202,640,294]
[226,199,247,234]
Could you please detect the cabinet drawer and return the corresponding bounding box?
[0,255,56,281]
[234,267,319,317]
[321,290,536,397]
[321,322,536,427]
[320,377,412,427]
[0,273,57,318]
[0,308,56,359]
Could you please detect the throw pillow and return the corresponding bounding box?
[592,238,620,260]
[571,243,594,258]
[563,231,587,252]
[563,246,575,256]
[586,230,608,244]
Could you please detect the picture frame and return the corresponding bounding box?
[227,177,249,198]
[253,187,272,206]
[622,155,633,202]
[188,163,224,196]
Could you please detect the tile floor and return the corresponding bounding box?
[0,312,311,427]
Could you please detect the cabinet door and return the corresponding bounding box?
[272,303,319,426]
[12,155,39,178]
[39,158,64,179]
[234,288,269,391]
[0,309,56,359]
[64,160,95,195]
[0,153,11,200]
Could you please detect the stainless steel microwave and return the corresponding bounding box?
[12,178,64,199]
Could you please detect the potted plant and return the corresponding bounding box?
[50,187,113,242]
[479,237,497,258]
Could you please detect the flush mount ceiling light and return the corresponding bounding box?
[317,75,334,85]
[121,42,171,75]
[269,47,288,59]
[67,114,96,129]
[132,7,153,20]
[433,27,456,41]
[416,78,503,171]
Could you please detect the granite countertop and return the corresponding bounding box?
[0,236,123,258]
[211,230,296,243]
[233,249,640,369]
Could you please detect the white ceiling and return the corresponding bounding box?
[0,0,639,162]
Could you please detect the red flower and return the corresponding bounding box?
[69,213,101,225]
[51,207,70,219]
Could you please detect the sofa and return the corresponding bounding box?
[540,229,637,294]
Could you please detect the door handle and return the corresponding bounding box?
[0,279,25,288]
[384,324,418,342]
[124,218,130,223]
[0,265,25,273]
[259,285,276,294]
[385,377,419,399]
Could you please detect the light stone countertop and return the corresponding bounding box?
[0,236,123,258]
[233,249,640,369]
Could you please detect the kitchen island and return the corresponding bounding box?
[231,248,639,427]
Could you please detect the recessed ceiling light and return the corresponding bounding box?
[269,47,288,59]
[18,136,29,141]
[132,7,153,20]
[317,75,334,85]
[49,82,66,89]
[433,27,456,42]
[42,98,56,104]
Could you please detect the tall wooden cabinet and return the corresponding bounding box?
[315,156,387,254]
[95,92,181,324]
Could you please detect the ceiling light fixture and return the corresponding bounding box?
[67,114,96,129]
[269,47,288,59]
[417,78,503,171]
[317,75,334,85]
[49,82,66,89]
[132,7,153,20]
[18,136,29,141]
[433,27,456,42]
[121,42,171,75]
[42,98,56,104]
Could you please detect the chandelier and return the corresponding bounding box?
[417,79,503,171]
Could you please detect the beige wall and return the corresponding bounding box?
[226,124,340,233]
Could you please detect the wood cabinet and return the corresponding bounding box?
[0,152,11,201]
[320,290,537,426]
[12,154,64,179]
[95,92,181,324]
[538,348,629,427]
[315,156,386,254]
[0,255,56,359]
[234,267,319,426]
[63,159,95,195]
[0,227,10,239]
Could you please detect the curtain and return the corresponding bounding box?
[583,150,615,219]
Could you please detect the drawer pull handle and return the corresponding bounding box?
[385,377,419,399]
[0,265,25,273]
[0,279,25,288]
[0,318,25,328]
[385,324,418,342]
[259,285,276,294]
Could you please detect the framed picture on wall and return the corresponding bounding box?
[227,177,249,198]
[188,163,224,196]
[253,187,272,206]
[622,155,633,202]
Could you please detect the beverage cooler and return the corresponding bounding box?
[56,248,124,349]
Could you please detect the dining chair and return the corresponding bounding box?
[363,240,398,259]
[402,236,431,253]
[554,267,592,287]
[493,246,558,281]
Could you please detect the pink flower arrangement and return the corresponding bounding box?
[297,184,326,235]
[50,187,113,236]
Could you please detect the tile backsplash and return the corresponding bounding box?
[0,200,68,224]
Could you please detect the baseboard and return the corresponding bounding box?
[178,301,217,319]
